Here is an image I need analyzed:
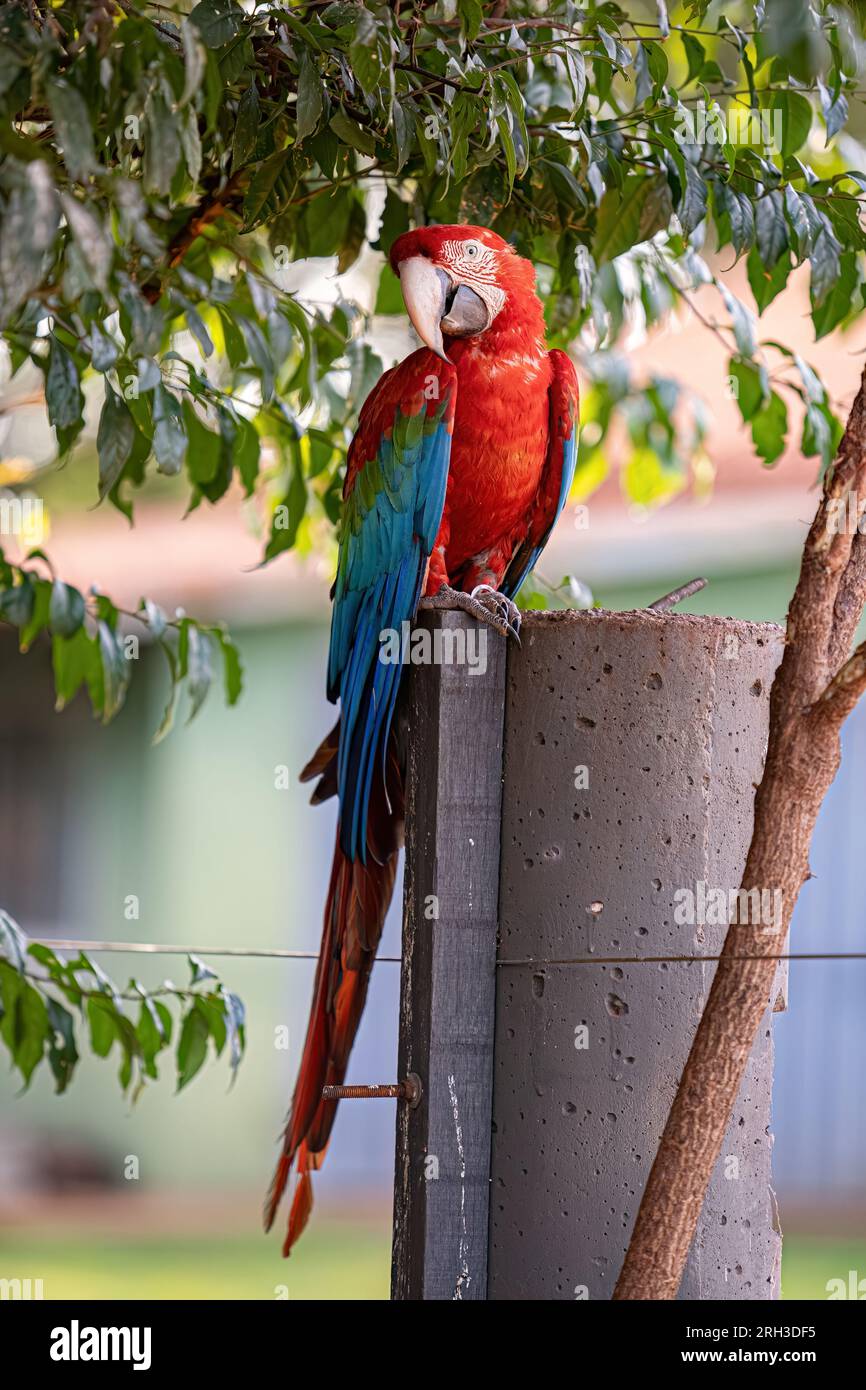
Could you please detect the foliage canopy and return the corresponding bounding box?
[1,0,864,564]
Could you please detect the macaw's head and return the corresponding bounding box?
[389,224,542,360]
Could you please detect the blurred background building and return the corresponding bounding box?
[0,253,864,1300]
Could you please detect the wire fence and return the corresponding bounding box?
[30,938,866,967]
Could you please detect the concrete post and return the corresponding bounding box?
[488,610,786,1300]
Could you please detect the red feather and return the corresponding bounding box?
[266,226,577,1253]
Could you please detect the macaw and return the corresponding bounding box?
[264,224,579,1254]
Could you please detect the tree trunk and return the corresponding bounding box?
[615,366,866,1300]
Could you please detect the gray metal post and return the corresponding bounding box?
[488,610,786,1300]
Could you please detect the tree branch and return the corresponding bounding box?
[816,637,866,722]
[614,363,866,1300]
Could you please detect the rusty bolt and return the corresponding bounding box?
[322,1073,421,1108]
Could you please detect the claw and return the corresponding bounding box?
[419,584,521,643]
[469,584,522,642]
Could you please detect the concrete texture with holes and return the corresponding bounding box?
[488,609,786,1300]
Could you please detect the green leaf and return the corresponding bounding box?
[18,577,50,652]
[52,627,104,713]
[183,401,222,486]
[349,7,381,95]
[496,113,517,194]
[217,631,243,705]
[729,357,768,423]
[751,389,788,466]
[176,1005,210,1090]
[220,986,246,1078]
[296,48,323,143]
[802,400,842,472]
[747,245,790,313]
[47,79,96,182]
[233,416,260,494]
[242,149,296,231]
[681,33,705,84]
[338,197,367,274]
[0,162,59,321]
[646,40,668,99]
[90,322,119,373]
[720,284,755,357]
[45,339,84,435]
[137,998,165,1080]
[46,997,78,1094]
[97,385,136,499]
[10,980,49,1086]
[755,200,787,276]
[594,175,672,264]
[232,84,260,170]
[88,996,116,1057]
[768,90,812,157]
[812,250,858,338]
[143,90,182,197]
[152,385,187,475]
[180,107,203,186]
[98,620,129,723]
[329,110,376,157]
[177,618,214,723]
[0,910,27,972]
[190,0,244,48]
[0,574,35,629]
[180,17,208,105]
[49,580,85,639]
[60,194,112,292]
[153,639,181,744]
[716,184,754,257]
[457,0,483,42]
[264,443,306,561]
[189,954,218,986]
[784,186,810,259]
[809,214,842,309]
[236,315,274,400]
[141,598,168,638]
[678,163,707,237]
[818,80,848,143]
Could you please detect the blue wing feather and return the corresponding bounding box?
[328,360,456,862]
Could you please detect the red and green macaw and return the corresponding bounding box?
[265,224,579,1253]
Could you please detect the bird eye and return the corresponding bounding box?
[465,242,479,257]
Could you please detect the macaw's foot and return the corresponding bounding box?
[419,583,521,642]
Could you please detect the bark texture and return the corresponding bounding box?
[614,366,866,1301]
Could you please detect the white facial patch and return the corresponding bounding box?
[440,239,507,320]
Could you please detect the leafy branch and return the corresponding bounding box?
[2,0,865,535]
[0,910,246,1099]
[0,545,243,740]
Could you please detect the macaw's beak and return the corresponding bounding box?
[398,256,491,358]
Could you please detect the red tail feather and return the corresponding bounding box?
[264,723,403,1252]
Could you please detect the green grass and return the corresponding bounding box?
[779,1236,866,1301]
[0,1228,863,1300]
[0,1225,391,1301]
